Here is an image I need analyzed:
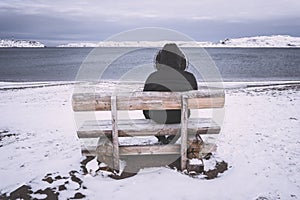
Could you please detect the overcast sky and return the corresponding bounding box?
[1,0,300,46]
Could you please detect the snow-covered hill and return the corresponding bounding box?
[0,39,45,48]
[58,40,214,48]
[57,42,98,48]
[57,35,300,48]
[219,35,300,47]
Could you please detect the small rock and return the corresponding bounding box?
[42,177,54,184]
[204,160,228,179]
[55,175,62,180]
[9,185,33,200]
[70,192,86,199]
[69,170,79,175]
[34,188,59,200]
[204,169,219,179]
[58,184,67,191]
[215,161,228,173]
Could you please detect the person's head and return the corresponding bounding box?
[155,43,187,71]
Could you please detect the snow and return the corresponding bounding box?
[57,42,98,48]
[219,35,300,47]
[1,35,299,48]
[0,39,45,48]
[0,81,299,199]
[189,158,203,165]
[58,35,300,48]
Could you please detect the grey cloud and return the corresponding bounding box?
[0,0,300,46]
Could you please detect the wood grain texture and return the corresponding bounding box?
[82,143,216,157]
[180,95,188,170]
[72,90,225,111]
[111,96,120,171]
[77,118,221,138]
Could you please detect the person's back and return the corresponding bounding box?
[143,43,198,143]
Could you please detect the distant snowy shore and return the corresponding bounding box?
[0,39,45,48]
[219,35,300,47]
[1,35,299,48]
[58,35,300,48]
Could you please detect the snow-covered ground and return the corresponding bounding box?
[0,39,45,48]
[58,35,300,48]
[0,81,299,199]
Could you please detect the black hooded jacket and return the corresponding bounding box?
[143,44,198,124]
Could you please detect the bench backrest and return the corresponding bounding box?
[72,90,225,111]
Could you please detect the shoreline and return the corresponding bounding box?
[0,80,300,90]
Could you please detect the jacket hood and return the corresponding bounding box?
[155,43,187,71]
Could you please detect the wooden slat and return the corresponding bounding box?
[77,118,221,138]
[119,144,181,156]
[180,95,188,170]
[72,90,225,111]
[81,145,180,156]
[111,96,120,171]
[82,143,216,157]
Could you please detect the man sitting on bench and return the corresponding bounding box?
[143,43,198,144]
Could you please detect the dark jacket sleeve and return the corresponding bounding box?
[187,72,198,90]
[143,73,155,119]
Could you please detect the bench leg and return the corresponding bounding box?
[180,95,188,171]
[111,96,120,172]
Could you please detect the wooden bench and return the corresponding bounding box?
[72,89,225,173]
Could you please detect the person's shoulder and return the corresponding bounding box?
[145,71,158,79]
[183,71,193,75]
[183,71,198,89]
[183,71,196,78]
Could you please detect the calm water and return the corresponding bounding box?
[0,47,299,82]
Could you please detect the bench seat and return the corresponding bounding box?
[78,118,221,138]
[82,143,217,157]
